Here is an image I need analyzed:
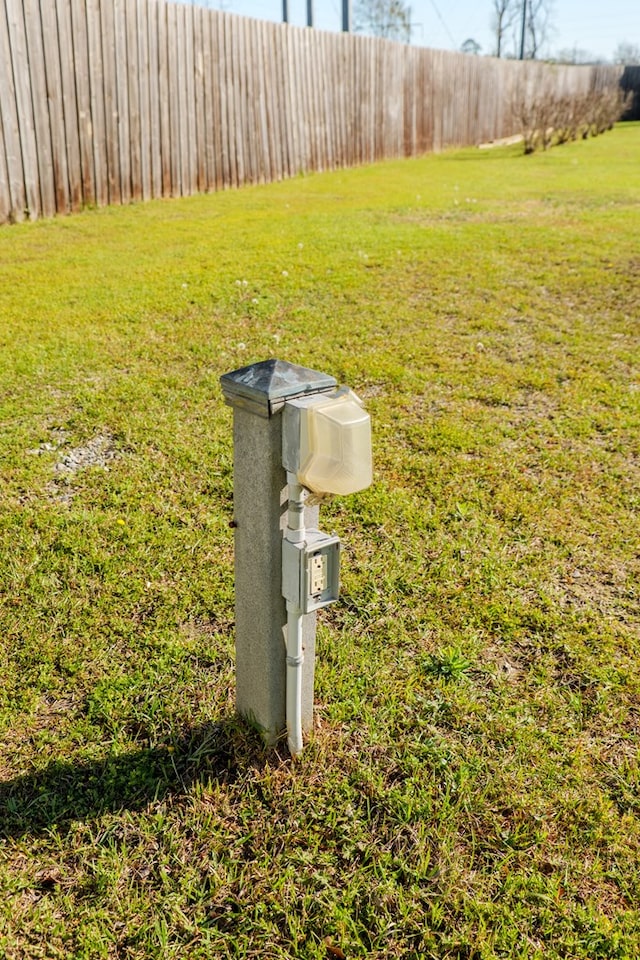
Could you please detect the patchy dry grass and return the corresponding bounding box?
[0,124,639,958]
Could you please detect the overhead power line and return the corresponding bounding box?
[427,0,456,47]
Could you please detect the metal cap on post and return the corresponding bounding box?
[220,360,337,744]
[220,359,336,419]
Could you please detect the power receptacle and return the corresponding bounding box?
[309,554,327,595]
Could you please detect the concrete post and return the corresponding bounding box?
[220,359,337,744]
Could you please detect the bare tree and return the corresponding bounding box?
[523,0,554,59]
[613,42,640,65]
[491,0,517,58]
[354,0,412,42]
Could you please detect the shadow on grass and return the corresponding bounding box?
[0,718,276,840]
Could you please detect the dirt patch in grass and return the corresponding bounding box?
[28,430,119,503]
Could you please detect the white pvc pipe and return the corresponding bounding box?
[285,473,305,756]
[285,599,304,756]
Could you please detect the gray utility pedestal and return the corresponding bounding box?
[220,359,337,744]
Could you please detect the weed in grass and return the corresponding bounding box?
[421,648,473,682]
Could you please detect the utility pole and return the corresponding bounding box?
[342,0,351,32]
[519,0,527,59]
[283,0,288,23]
[307,0,313,27]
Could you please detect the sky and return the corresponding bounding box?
[200,0,640,63]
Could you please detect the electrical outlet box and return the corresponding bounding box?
[282,529,340,613]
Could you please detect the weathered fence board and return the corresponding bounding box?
[156,1,171,197]
[125,0,142,202]
[22,0,53,217]
[0,103,9,223]
[0,3,15,223]
[86,0,108,207]
[8,0,40,217]
[0,0,637,225]
[146,0,161,198]
[100,0,119,204]
[57,0,83,211]
[38,0,68,212]
[71,0,96,208]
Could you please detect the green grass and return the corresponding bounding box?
[1,124,639,959]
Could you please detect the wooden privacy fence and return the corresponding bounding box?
[0,0,633,224]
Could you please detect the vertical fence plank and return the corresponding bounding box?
[309,27,324,171]
[339,33,350,167]
[432,48,443,153]
[349,33,359,166]
[23,0,55,217]
[0,93,10,223]
[40,0,70,212]
[279,25,298,177]
[314,28,327,169]
[236,17,251,184]
[86,0,108,207]
[251,19,267,184]
[289,25,303,174]
[351,33,360,165]
[322,30,337,170]
[214,12,227,188]
[137,0,152,200]
[271,20,290,181]
[253,20,269,184]
[308,27,322,171]
[334,33,347,167]
[113,0,131,203]
[175,3,188,194]
[291,27,310,173]
[262,21,281,182]
[314,29,327,170]
[359,35,370,164]
[235,14,247,188]
[193,6,206,193]
[100,0,120,203]
[231,12,243,186]
[243,20,262,183]
[156,0,171,196]
[56,0,83,210]
[216,12,233,189]
[419,47,429,153]
[126,0,142,202]
[166,1,180,195]
[146,0,161,198]
[100,0,122,203]
[200,6,212,190]
[183,3,197,194]
[0,0,25,220]
[242,16,254,184]
[298,28,312,172]
[403,46,413,158]
[5,0,40,217]
[70,0,96,206]
[206,10,223,191]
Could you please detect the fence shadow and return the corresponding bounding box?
[0,718,277,841]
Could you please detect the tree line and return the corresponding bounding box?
[347,0,639,65]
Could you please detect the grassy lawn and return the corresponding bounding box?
[0,123,639,959]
